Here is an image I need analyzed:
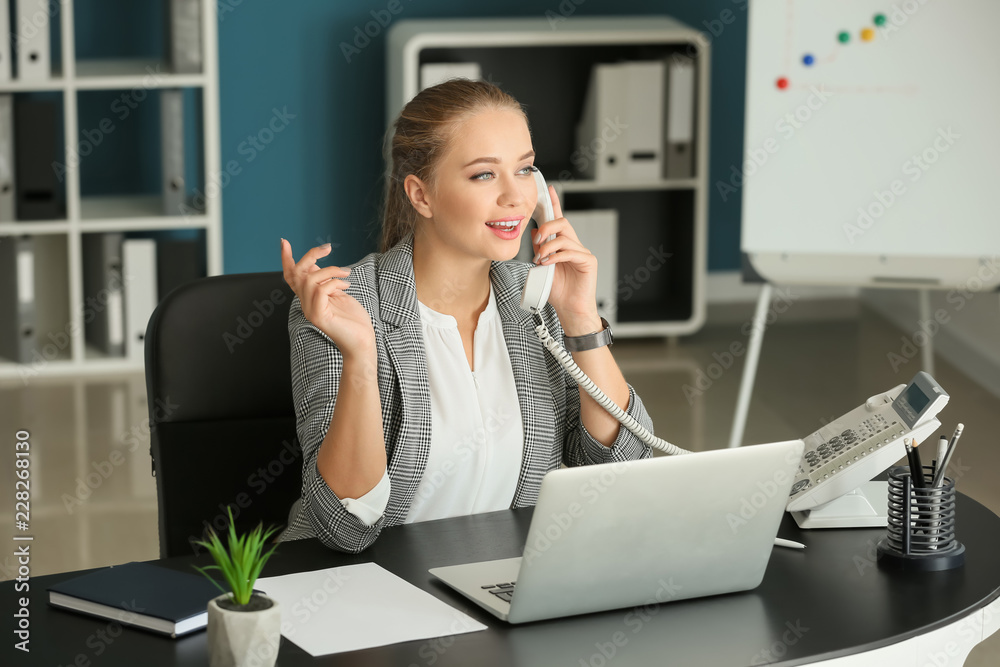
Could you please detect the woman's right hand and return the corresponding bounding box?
[280,239,375,358]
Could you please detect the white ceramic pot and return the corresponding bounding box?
[206,593,281,667]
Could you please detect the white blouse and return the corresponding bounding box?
[338,282,525,525]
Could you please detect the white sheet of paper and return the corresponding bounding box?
[255,563,487,656]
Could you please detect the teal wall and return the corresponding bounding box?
[81,0,750,274]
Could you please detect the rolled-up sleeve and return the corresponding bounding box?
[286,297,389,553]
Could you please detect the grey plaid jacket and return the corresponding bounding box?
[279,234,654,552]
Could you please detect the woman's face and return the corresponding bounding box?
[410,108,539,263]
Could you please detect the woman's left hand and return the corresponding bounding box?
[531,185,601,330]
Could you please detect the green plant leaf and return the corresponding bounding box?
[189,506,282,607]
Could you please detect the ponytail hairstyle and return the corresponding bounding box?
[378,79,528,253]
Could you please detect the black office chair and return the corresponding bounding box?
[144,272,302,558]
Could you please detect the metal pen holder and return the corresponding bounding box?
[876,465,965,571]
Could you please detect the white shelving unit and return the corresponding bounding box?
[387,16,709,337]
[0,1,222,379]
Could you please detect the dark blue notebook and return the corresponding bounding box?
[47,561,224,638]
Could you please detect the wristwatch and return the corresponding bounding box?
[564,317,614,352]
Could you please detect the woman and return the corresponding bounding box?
[278,79,654,553]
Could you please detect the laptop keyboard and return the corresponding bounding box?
[481,581,516,603]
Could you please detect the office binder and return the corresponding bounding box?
[0,235,36,363]
[167,0,202,74]
[623,62,665,182]
[122,239,158,362]
[576,62,664,184]
[420,62,482,90]
[576,64,625,182]
[0,94,15,221]
[14,97,59,220]
[83,233,125,357]
[31,233,69,363]
[0,0,12,81]
[564,209,619,325]
[160,89,185,215]
[15,0,50,81]
[665,55,695,179]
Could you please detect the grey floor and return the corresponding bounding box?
[2,301,998,664]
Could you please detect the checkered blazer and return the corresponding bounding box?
[279,234,653,552]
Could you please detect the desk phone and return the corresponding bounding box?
[787,372,949,521]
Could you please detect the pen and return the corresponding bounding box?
[774,538,806,550]
[935,435,947,483]
[904,438,923,488]
[911,438,926,488]
[933,423,964,488]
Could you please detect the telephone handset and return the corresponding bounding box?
[519,168,557,313]
[519,168,688,457]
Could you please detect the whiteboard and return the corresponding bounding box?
[741,0,1000,288]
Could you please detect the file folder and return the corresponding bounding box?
[14,97,59,220]
[665,55,696,179]
[576,62,664,184]
[0,235,36,363]
[0,94,15,221]
[160,89,185,215]
[15,0,50,81]
[565,209,619,325]
[83,233,125,357]
[0,0,12,81]
[122,239,158,362]
[167,0,202,74]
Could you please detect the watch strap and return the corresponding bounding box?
[564,317,613,352]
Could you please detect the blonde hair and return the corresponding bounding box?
[378,79,528,253]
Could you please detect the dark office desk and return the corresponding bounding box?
[5,494,1000,666]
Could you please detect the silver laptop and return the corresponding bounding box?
[429,439,804,624]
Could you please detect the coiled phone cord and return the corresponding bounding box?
[532,316,692,457]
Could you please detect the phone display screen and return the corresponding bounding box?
[893,383,932,428]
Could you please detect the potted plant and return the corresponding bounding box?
[193,508,282,667]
